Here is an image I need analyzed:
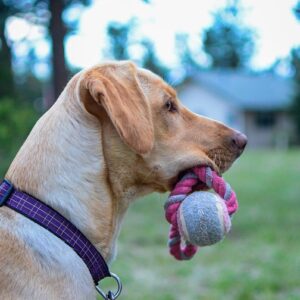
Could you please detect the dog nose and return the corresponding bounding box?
[231,132,247,151]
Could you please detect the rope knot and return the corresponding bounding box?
[164,166,238,260]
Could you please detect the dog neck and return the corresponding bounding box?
[5,86,150,263]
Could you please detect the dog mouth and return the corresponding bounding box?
[206,148,236,174]
[168,151,235,192]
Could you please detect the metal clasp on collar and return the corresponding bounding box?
[96,273,122,300]
[0,180,14,206]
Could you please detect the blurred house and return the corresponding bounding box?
[179,70,295,148]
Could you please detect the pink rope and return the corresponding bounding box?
[164,166,238,260]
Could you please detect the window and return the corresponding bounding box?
[255,112,276,128]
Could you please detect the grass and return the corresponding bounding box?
[2,150,300,299]
[99,150,300,300]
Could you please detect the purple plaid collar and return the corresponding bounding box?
[0,179,121,299]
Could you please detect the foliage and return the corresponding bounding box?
[107,21,132,60]
[140,39,170,81]
[0,97,39,176]
[175,33,201,78]
[15,73,43,105]
[294,1,300,21]
[0,0,92,106]
[0,1,15,98]
[99,150,300,299]
[290,49,300,140]
[106,20,170,81]
[203,3,254,69]
[291,4,300,140]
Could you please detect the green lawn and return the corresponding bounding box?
[2,150,300,299]
[99,150,300,300]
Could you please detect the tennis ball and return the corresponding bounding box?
[177,191,231,247]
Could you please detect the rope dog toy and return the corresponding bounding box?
[164,166,238,260]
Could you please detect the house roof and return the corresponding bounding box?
[191,70,295,111]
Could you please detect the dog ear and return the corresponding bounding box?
[81,62,154,155]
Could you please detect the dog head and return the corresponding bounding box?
[79,61,247,193]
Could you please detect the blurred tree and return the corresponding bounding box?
[291,48,300,84]
[49,0,94,105]
[0,1,15,98]
[48,0,68,105]
[176,33,201,77]
[107,21,132,60]
[0,0,91,107]
[140,39,169,80]
[106,20,169,80]
[294,1,300,20]
[290,49,300,138]
[0,97,39,165]
[203,0,254,69]
[291,4,300,140]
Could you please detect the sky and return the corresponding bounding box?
[6,0,300,76]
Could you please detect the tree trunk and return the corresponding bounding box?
[0,19,15,99]
[48,0,68,108]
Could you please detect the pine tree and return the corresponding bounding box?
[107,21,132,60]
[0,1,16,98]
[175,33,201,77]
[203,1,254,69]
[0,0,91,107]
[140,39,169,80]
[291,3,300,140]
[106,21,169,80]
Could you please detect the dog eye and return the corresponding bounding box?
[165,100,177,112]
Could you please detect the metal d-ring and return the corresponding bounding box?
[96,273,122,300]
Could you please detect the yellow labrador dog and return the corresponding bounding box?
[0,61,246,299]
